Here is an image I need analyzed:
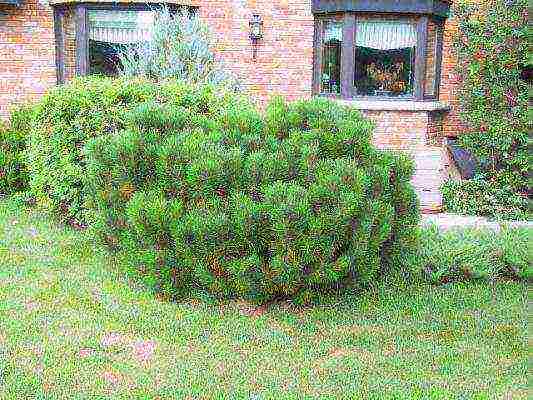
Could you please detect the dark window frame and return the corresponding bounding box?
[313,12,446,101]
[52,2,195,83]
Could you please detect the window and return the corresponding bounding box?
[313,5,447,101]
[53,3,193,83]
[88,10,156,76]
[354,20,416,98]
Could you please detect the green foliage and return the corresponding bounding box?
[26,76,220,226]
[0,106,33,195]
[453,0,529,193]
[419,226,532,284]
[117,7,236,88]
[442,178,530,221]
[85,93,420,302]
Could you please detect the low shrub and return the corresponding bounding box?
[419,226,531,283]
[0,106,33,195]
[85,93,420,302]
[27,76,224,226]
[442,179,530,221]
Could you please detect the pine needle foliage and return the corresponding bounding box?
[84,85,420,303]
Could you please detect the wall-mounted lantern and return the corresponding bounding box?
[249,14,263,61]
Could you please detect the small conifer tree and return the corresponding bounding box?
[117,7,237,88]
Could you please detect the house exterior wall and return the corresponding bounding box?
[0,0,463,141]
[199,0,315,105]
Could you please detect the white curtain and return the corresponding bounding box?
[356,21,416,50]
[88,10,155,44]
[324,22,343,43]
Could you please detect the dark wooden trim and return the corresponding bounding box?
[82,2,187,12]
[312,18,323,94]
[0,0,22,6]
[414,16,428,100]
[58,2,195,80]
[340,13,356,98]
[53,7,65,84]
[312,0,451,19]
[433,21,444,100]
[75,4,88,76]
[347,95,417,101]
[313,7,447,101]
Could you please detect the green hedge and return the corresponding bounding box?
[448,0,529,218]
[442,178,530,221]
[419,226,531,283]
[27,77,221,226]
[0,106,33,195]
[84,89,420,302]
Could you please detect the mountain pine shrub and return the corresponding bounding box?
[85,91,420,302]
[419,226,531,284]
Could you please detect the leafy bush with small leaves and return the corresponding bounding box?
[117,7,236,89]
[442,179,530,221]
[0,106,33,195]
[447,0,529,218]
[419,226,531,284]
[27,76,222,226]
[85,93,420,303]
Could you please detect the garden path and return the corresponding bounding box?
[421,213,533,231]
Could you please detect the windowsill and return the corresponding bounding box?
[336,99,451,112]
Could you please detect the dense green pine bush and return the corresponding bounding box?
[0,106,33,195]
[419,226,531,284]
[27,77,221,226]
[445,0,529,218]
[85,92,420,302]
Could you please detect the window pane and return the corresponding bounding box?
[320,20,343,95]
[425,21,440,97]
[88,10,156,76]
[354,20,416,98]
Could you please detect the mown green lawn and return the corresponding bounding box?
[0,199,528,399]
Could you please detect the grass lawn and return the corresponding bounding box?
[0,199,528,400]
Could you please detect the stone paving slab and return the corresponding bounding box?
[421,213,533,232]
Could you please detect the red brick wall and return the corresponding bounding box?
[439,8,464,138]
[0,0,56,118]
[363,110,430,151]
[199,0,314,106]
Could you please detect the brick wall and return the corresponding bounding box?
[199,0,314,106]
[363,110,430,151]
[0,0,56,118]
[439,8,464,137]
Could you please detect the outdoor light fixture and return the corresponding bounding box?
[249,14,263,60]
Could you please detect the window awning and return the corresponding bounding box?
[88,10,155,44]
[0,0,23,5]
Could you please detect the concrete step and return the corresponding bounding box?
[410,147,446,213]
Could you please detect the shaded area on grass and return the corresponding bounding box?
[0,199,528,399]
